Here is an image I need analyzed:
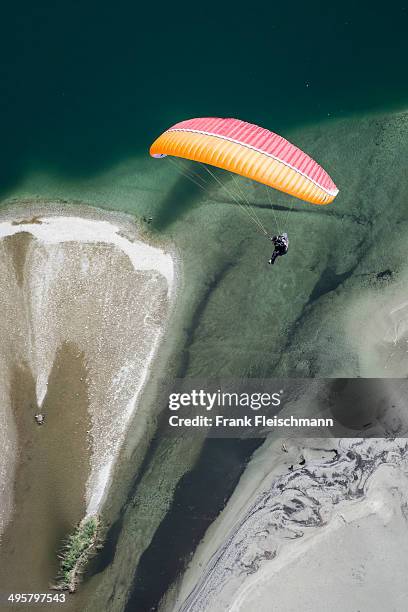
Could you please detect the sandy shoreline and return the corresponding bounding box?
[0,201,178,549]
[171,437,408,612]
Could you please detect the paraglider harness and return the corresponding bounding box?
[268,233,289,265]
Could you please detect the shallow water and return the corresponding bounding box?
[70,111,408,611]
[0,344,90,608]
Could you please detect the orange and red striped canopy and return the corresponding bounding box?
[150,117,338,205]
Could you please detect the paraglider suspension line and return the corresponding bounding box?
[167,157,209,191]
[200,164,270,238]
[230,174,270,236]
[266,186,282,236]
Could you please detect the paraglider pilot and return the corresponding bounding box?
[269,233,289,265]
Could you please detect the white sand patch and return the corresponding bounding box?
[346,265,408,377]
[173,438,408,612]
[0,216,174,286]
[0,209,176,524]
[228,463,408,612]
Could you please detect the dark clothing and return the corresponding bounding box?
[269,250,280,265]
[269,234,289,265]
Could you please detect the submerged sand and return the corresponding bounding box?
[156,109,408,612]
[0,204,176,595]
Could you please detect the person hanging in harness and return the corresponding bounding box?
[268,233,289,265]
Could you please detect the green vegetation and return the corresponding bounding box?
[54,515,102,593]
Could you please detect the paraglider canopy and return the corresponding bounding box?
[150,117,338,205]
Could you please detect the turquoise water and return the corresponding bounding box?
[1,0,407,199]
